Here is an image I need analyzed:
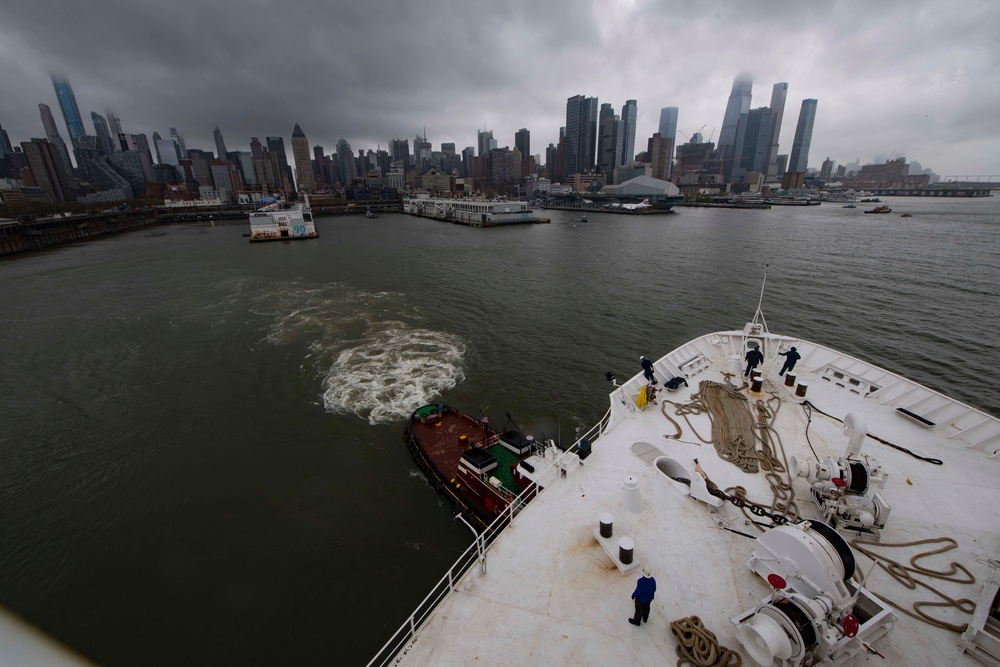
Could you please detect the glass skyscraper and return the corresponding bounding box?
[51,76,88,149]
[658,107,678,178]
[787,99,818,174]
[718,73,753,159]
[564,94,598,180]
[620,100,637,165]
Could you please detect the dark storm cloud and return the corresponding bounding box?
[2,0,998,175]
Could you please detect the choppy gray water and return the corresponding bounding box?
[0,196,997,665]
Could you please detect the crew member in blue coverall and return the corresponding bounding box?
[628,568,656,626]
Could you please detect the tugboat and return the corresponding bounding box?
[405,406,551,530]
[864,204,892,214]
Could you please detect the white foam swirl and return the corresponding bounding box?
[321,321,466,424]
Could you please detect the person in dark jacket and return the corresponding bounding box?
[628,567,656,625]
[779,347,801,376]
[640,356,656,384]
[744,345,764,377]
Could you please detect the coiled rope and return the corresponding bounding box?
[670,615,742,667]
[850,537,977,632]
[666,379,800,528]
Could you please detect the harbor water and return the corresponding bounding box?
[0,196,997,665]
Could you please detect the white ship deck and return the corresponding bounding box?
[382,328,1000,667]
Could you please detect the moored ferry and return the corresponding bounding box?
[402,196,549,226]
[248,195,318,242]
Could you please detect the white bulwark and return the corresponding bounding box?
[248,197,317,242]
[403,197,548,227]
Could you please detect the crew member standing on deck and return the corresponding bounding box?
[779,347,801,376]
[640,356,656,384]
[744,344,764,378]
[629,567,656,626]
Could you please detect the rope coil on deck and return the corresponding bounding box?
[850,537,977,632]
[670,615,741,667]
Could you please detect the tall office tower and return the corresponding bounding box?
[91,113,119,155]
[0,122,13,157]
[156,137,182,166]
[151,131,162,163]
[313,145,327,186]
[38,103,75,173]
[441,143,456,156]
[595,104,614,171]
[783,99,818,189]
[213,127,229,164]
[335,138,356,185]
[390,139,411,173]
[107,113,124,139]
[597,107,623,175]
[169,128,187,157]
[737,107,773,177]
[238,151,258,186]
[290,123,314,194]
[564,95,598,180]
[514,128,530,162]
[657,107,678,178]
[266,136,294,194]
[477,130,496,157]
[647,133,672,181]
[250,137,264,159]
[51,76,88,149]
[764,82,788,178]
[620,99,637,166]
[718,73,753,160]
[22,138,71,202]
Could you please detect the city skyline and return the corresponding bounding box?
[1,0,999,176]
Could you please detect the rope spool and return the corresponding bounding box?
[670,615,742,667]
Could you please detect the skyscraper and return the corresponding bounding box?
[620,100,637,165]
[564,94,598,180]
[335,138,355,185]
[91,112,116,155]
[477,130,496,157]
[737,107,773,177]
[597,106,622,175]
[515,128,530,162]
[647,133,673,181]
[290,123,314,194]
[213,127,229,164]
[51,76,88,149]
[22,138,71,203]
[390,139,411,173]
[783,99,818,189]
[107,113,124,139]
[38,103,74,173]
[787,99,818,174]
[169,128,187,157]
[718,73,753,160]
[0,122,13,157]
[765,82,788,178]
[657,107,678,178]
[267,136,295,195]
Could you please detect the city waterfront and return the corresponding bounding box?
[0,196,997,665]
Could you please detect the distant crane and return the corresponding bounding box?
[679,124,707,143]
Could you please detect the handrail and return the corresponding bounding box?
[365,407,612,667]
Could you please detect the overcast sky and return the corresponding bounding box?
[2,0,999,177]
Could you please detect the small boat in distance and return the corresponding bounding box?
[901,213,913,218]
[248,195,317,242]
[842,204,857,208]
[365,208,377,219]
[405,406,558,531]
[580,216,588,222]
[864,205,892,214]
